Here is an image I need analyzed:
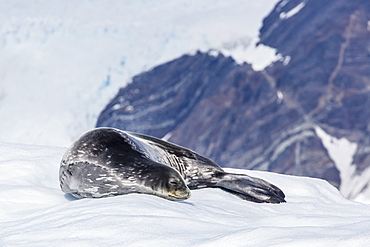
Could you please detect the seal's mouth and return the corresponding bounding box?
[168,190,191,200]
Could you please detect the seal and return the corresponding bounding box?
[60,128,285,203]
[59,128,190,200]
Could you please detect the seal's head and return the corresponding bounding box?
[144,163,190,200]
[164,174,191,200]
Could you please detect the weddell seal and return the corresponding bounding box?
[60,128,285,203]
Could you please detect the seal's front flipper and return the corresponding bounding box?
[216,173,286,204]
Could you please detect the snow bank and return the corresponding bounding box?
[1,142,370,246]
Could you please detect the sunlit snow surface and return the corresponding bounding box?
[1,142,370,246]
[0,0,279,146]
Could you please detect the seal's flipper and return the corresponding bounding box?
[215,173,286,203]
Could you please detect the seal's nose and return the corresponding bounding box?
[172,187,191,200]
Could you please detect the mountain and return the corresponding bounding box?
[0,0,278,146]
[1,142,370,246]
[97,0,370,202]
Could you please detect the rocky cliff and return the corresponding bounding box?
[97,0,370,199]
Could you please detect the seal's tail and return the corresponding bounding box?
[215,173,286,203]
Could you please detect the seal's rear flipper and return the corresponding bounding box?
[215,173,286,204]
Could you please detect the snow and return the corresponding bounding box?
[314,126,370,204]
[162,132,173,142]
[277,0,290,11]
[282,55,291,65]
[280,2,306,20]
[0,0,279,147]
[1,142,370,246]
[276,90,284,104]
[315,126,357,185]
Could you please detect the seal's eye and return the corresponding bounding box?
[169,179,178,186]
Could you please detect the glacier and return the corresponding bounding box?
[0,0,279,147]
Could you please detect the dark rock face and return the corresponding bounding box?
[97,0,370,193]
[260,0,370,175]
[97,53,239,138]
